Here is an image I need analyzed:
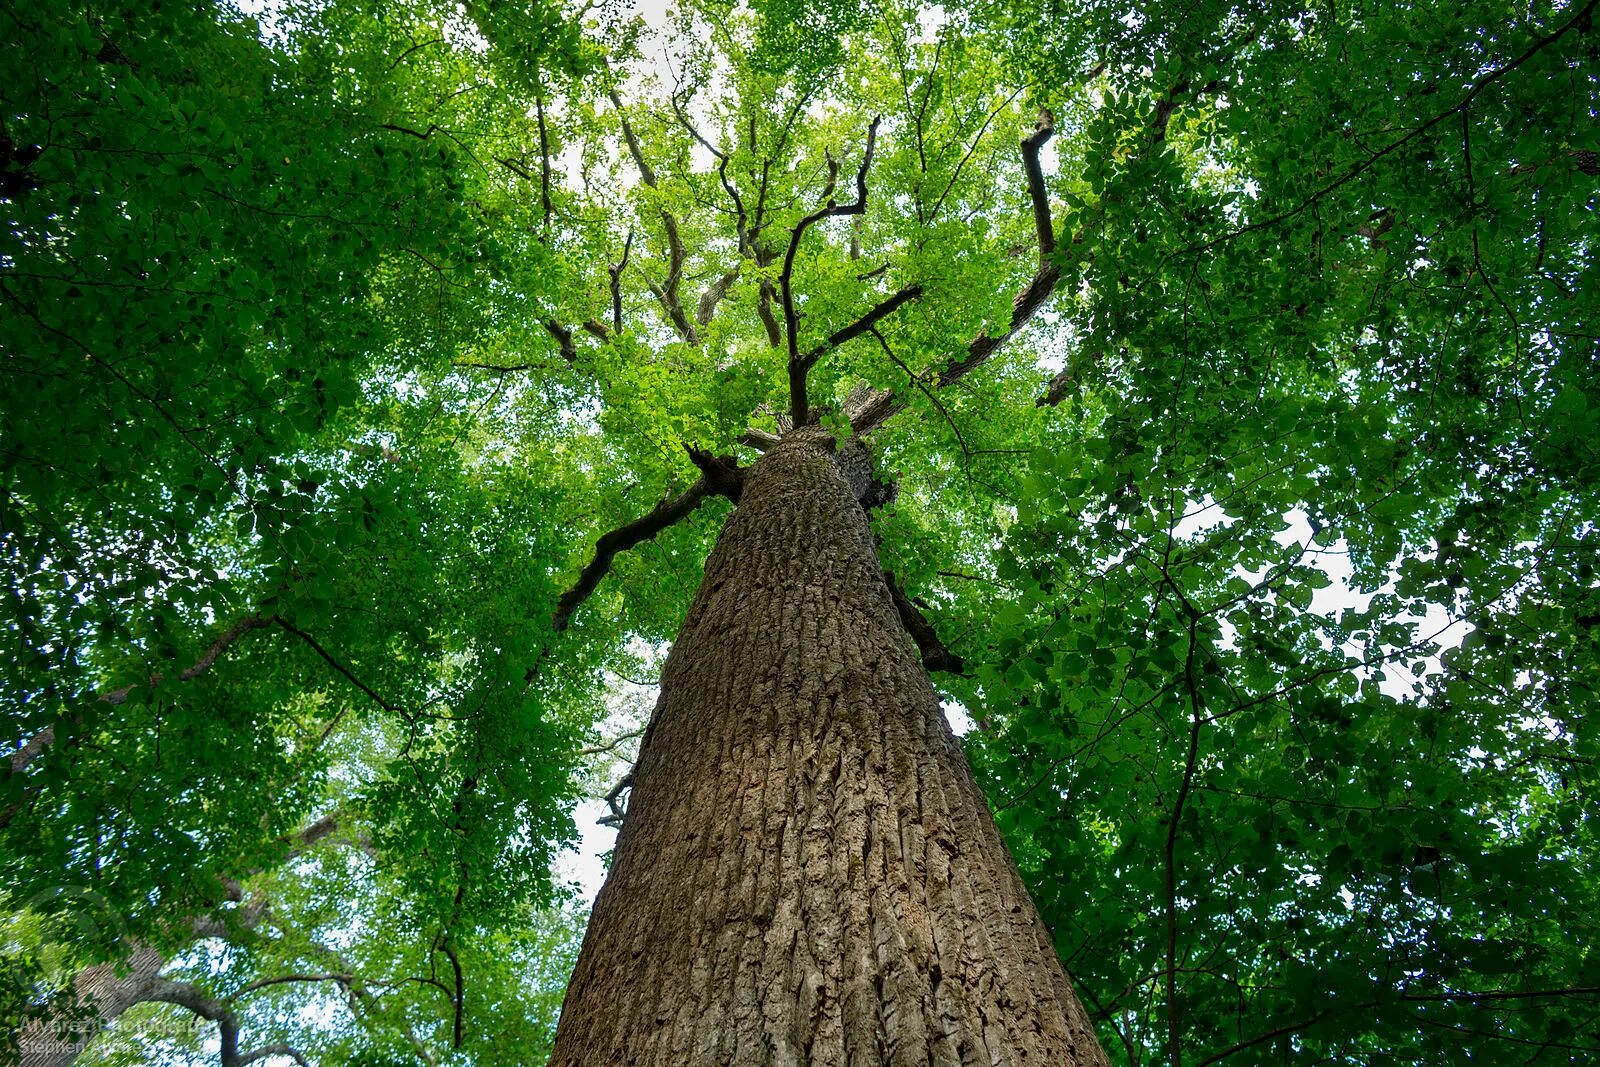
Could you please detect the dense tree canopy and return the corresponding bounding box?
[2,0,1596,1063]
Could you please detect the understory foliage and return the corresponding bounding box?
[2,0,1596,1063]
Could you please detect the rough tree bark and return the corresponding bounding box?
[551,428,1109,1066]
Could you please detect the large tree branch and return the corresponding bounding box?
[696,267,741,326]
[543,318,576,363]
[883,571,964,674]
[785,284,926,421]
[596,769,634,829]
[738,428,782,452]
[147,978,246,1065]
[552,449,745,631]
[851,111,1058,436]
[800,284,925,369]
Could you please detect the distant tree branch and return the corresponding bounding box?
[543,318,577,363]
[851,110,1058,436]
[237,1045,312,1067]
[608,230,633,336]
[453,360,544,375]
[666,93,755,330]
[597,769,634,829]
[535,92,553,228]
[239,972,353,995]
[552,449,745,631]
[579,727,645,758]
[1036,364,1077,407]
[609,91,698,344]
[696,266,741,326]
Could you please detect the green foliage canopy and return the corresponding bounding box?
[2,0,1597,1062]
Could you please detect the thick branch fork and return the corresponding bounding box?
[783,117,884,425]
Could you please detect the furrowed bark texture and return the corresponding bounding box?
[551,428,1108,1066]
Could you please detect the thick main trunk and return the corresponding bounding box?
[552,429,1108,1066]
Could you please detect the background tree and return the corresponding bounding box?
[4,0,1598,1063]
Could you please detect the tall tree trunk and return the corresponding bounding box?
[552,429,1108,1066]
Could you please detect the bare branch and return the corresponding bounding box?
[535,92,553,228]
[756,279,783,348]
[803,284,925,370]
[597,770,634,829]
[552,449,745,631]
[543,318,577,363]
[1021,108,1056,261]
[609,231,633,335]
[739,428,782,452]
[239,972,353,995]
[696,267,741,326]
[785,285,926,427]
[781,117,883,424]
[441,937,465,1049]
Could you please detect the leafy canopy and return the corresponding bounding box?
[2,0,1597,1062]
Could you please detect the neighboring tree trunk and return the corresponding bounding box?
[552,429,1109,1066]
[17,943,167,1067]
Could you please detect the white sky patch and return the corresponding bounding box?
[943,699,975,736]
[556,798,619,902]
